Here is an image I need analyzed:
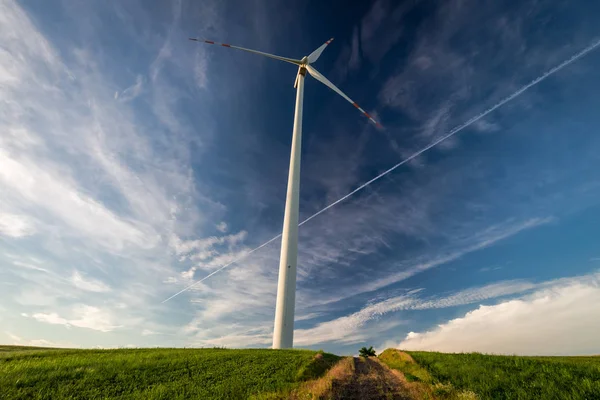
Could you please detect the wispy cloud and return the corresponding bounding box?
[71,271,111,293]
[0,0,219,347]
[407,280,536,310]
[296,271,600,348]
[12,260,49,274]
[294,296,413,345]
[171,231,248,258]
[305,217,553,305]
[360,0,408,64]
[377,0,597,156]
[294,278,539,346]
[479,266,502,272]
[115,75,145,102]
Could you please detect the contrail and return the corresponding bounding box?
[161,235,282,303]
[162,38,600,303]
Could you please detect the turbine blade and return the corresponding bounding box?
[189,38,302,65]
[307,38,334,64]
[306,65,382,127]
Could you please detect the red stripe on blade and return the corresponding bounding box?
[352,103,360,108]
[364,113,372,119]
[205,40,215,44]
[222,44,231,47]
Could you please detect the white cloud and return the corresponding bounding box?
[117,75,144,102]
[31,312,69,326]
[170,230,251,282]
[479,266,502,272]
[5,331,79,348]
[398,273,600,355]
[71,271,111,292]
[30,305,120,332]
[292,279,538,346]
[294,296,413,345]
[216,221,228,233]
[0,212,35,237]
[171,230,247,256]
[292,273,594,347]
[196,248,250,271]
[5,331,22,342]
[15,285,66,307]
[348,26,361,71]
[181,249,281,348]
[194,48,209,89]
[295,312,323,322]
[473,119,500,133]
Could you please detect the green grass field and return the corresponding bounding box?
[5,345,600,399]
[0,346,339,400]
[380,348,600,399]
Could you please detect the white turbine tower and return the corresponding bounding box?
[189,36,381,349]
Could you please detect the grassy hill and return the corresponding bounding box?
[0,346,339,399]
[379,348,600,399]
[4,345,600,399]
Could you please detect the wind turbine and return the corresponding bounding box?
[189,36,381,349]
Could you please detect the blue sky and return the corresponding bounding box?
[1,0,600,355]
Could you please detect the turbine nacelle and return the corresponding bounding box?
[188,36,382,127]
[294,65,307,89]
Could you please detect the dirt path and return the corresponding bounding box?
[331,357,413,399]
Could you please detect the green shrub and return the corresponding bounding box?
[358,346,376,357]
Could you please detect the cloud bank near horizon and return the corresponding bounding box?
[396,272,600,355]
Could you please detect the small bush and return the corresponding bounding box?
[358,346,376,357]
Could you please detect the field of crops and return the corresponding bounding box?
[379,348,600,399]
[0,346,338,399]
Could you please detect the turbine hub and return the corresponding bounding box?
[300,56,309,65]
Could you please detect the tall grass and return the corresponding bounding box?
[378,349,476,399]
[408,351,600,399]
[0,346,339,399]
